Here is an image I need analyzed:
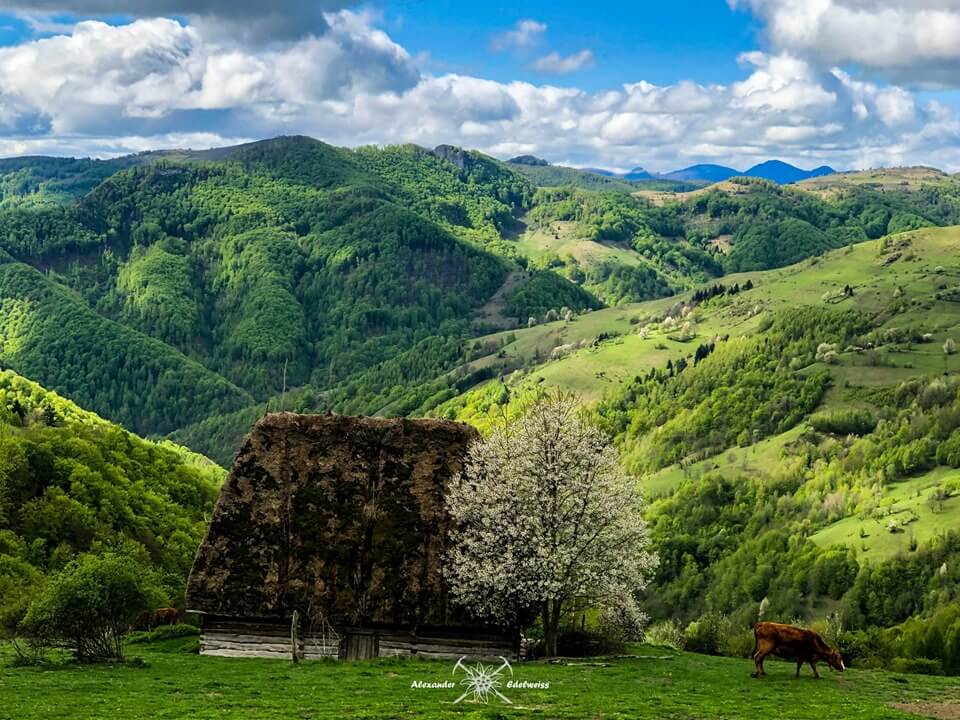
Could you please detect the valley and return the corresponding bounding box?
[5,3,960,717]
[1,136,960,683]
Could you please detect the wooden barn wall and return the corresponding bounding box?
[199,617,339,660]
[198,617,516,661]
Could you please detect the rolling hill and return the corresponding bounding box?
[1,136,959,676]
[1,135,958,468]
[428,226,960,635]
[0,368,224,631]
[0,137,604,441]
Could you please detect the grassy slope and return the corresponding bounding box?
[434,228,960,560]
[513,220,644,269]
[810,468,960,562]
[2,640,957,720]
[797,167,953,196]
[444,226,960,408]
[511,217,692,299]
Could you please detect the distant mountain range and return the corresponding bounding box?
[663,160,836,184]
[507,156,836,185]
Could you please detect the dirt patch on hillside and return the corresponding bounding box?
[475,269,527,330]
[891,701,960,719]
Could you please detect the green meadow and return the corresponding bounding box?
[2,639,958,720]
[811,468,960,562]
[455,226,960,414]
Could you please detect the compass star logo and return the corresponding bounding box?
[451,655,513,704]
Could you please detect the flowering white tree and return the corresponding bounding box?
[445,391,658,656]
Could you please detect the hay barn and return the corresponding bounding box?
[186,413,517,661]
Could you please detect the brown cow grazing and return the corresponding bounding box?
[153,607,179,627]
[751,622,845,679]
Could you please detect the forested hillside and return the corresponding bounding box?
[1,136,959,671]
[0,369,224,632]
[1,136,959,467]
[434,227,960,672]
[0,138,582,443]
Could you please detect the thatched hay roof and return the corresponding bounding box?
[186,413,478,627]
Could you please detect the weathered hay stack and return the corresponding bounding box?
[186,413,515,660]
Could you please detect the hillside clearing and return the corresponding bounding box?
[811,468,960,562]
[443,226,960,417]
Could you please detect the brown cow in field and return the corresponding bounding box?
[153,607,178,626]
[751,622,845,679]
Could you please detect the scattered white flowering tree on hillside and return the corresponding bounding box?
[445,391,658,657]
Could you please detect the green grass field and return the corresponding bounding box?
[811,468,960,562]
[642,425,806,498]
[513,220,644,270]
[2,639,958,720]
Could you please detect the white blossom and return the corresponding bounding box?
[445,391,658,655]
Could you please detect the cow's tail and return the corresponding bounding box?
[750,623,760,657]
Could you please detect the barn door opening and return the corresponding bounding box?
[341,630,379,660]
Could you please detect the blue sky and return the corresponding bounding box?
[0,1,959,171]
[382,0,758,88]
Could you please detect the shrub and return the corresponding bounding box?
[810,409,877,436]
[890,657,944,675]
[127,623,199,645]
[719,627,756,658]
[20,553,166,662]
[684,612,731,655]
[645,620,684,650]
[836,627,895,667]
[9,638,50,667]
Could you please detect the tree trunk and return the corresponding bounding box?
[543,599,563,657]
[542,603,555,657]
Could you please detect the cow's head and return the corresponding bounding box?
[824,648,845,672]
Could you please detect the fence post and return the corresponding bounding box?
[291,610,301,663]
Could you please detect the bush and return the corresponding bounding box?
[684,612,730,655]
[127,623,199,645]
[8,638,51,667]
[810,409,877,436]
[682,613,754,658]
[837,627,895,667]
[20,553,166,662]
[890,657,944,675]
[645,620,684,650]
[720,627,756,659]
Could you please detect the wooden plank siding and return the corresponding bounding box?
[197,616,516,661]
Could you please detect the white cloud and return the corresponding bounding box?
[0,13,958,172]
[0,13,419,134]
[874,87,917,127]
[0,131,255,158]
[731,0,960,86]
[531,49,594,74]
[490,19,547,52]
[8,1,355,42]
[732,52,837,112]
